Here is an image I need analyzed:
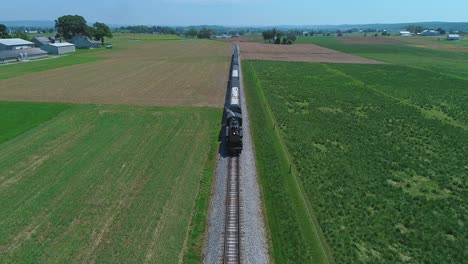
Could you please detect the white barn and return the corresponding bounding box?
[400,31,413,37]
[41,42,76,55]
[0,38,35,50]
[447,34,461,41]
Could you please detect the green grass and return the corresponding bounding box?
[113,33,183,41]
[295,36,468,80]
[0,51,103,81]
[0,102,70,144]
[243,62,334,263]
[0,103,221,263]
[243,60,468,263]
[183,138,219,264]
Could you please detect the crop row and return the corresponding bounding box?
[244,60,468,263]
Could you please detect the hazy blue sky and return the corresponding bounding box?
[3,0,468,26]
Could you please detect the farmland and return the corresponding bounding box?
[295,36,468,80]
[0,103,221,263]
[243,58,468,263]
[238,42,382,64]
[0,39,230,107]
[0,34,229,263]
[0,50,103,81]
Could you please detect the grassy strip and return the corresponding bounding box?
[0,52,103,81]
[243,61,333,263]
[183,129,221,264]
[0,101,71,144]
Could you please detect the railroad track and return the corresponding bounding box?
[223,156,241,264]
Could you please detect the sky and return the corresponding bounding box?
[2,0,468,26]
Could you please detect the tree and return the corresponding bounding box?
[93,22,113,45]
[0,24,10,38]
[185,28,198,38]
[282,37,288,44]
[286,33,296,42]
[274,36,281,44]
[436,28,446,35]
[55,15,89,40]
[262,30,274,43]
[406,25,425,34]
[197,27,212,39]
[11,31,30,41]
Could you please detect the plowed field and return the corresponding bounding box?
[0,40,230,107]
[238,42,383,64]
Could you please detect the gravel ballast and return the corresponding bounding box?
[204,44,269,264]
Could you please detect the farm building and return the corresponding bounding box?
[0,48,47,63]
[447,34,461,41]
[400,31,413,37]
[418,30,440,36]
[32,37,51,47]
[0,38,35,50]
[41,42,76,55]
[70,35,101,49]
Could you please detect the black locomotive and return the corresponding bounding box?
[225,45,243,155]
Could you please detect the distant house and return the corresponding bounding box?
[400,31,413,37]
[32,37,51,47]
[41,42,76,55]
[0,48,48,63]
[0,38,35,50]
[70,35,101,49]
[418,30,440,36]
[447,34,461,41]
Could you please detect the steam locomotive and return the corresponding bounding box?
[225,45,243,155]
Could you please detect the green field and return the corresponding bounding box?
[113,33,183,41]
[296,36,468,80]
[243,63,333,263]
[0,102,220,263]
[243,59,468,263]
[0,53,103,81]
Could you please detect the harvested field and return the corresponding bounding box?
[0,103,220,263]
[338,36,404,45]
[238,42,383,64]
[217,36,262,42]
[0,40,230,107]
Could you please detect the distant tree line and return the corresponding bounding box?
[262,28,297,44]
[55,15,113,44]
[183,27,214,39]
[405,25,449,35]
[116,25,181,35]
[0,24,36,40]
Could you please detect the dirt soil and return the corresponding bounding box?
[338,37,404,45]
[0,40,231,107]
[238,42,383,64]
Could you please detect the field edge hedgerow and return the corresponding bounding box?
[242,60,334,264]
